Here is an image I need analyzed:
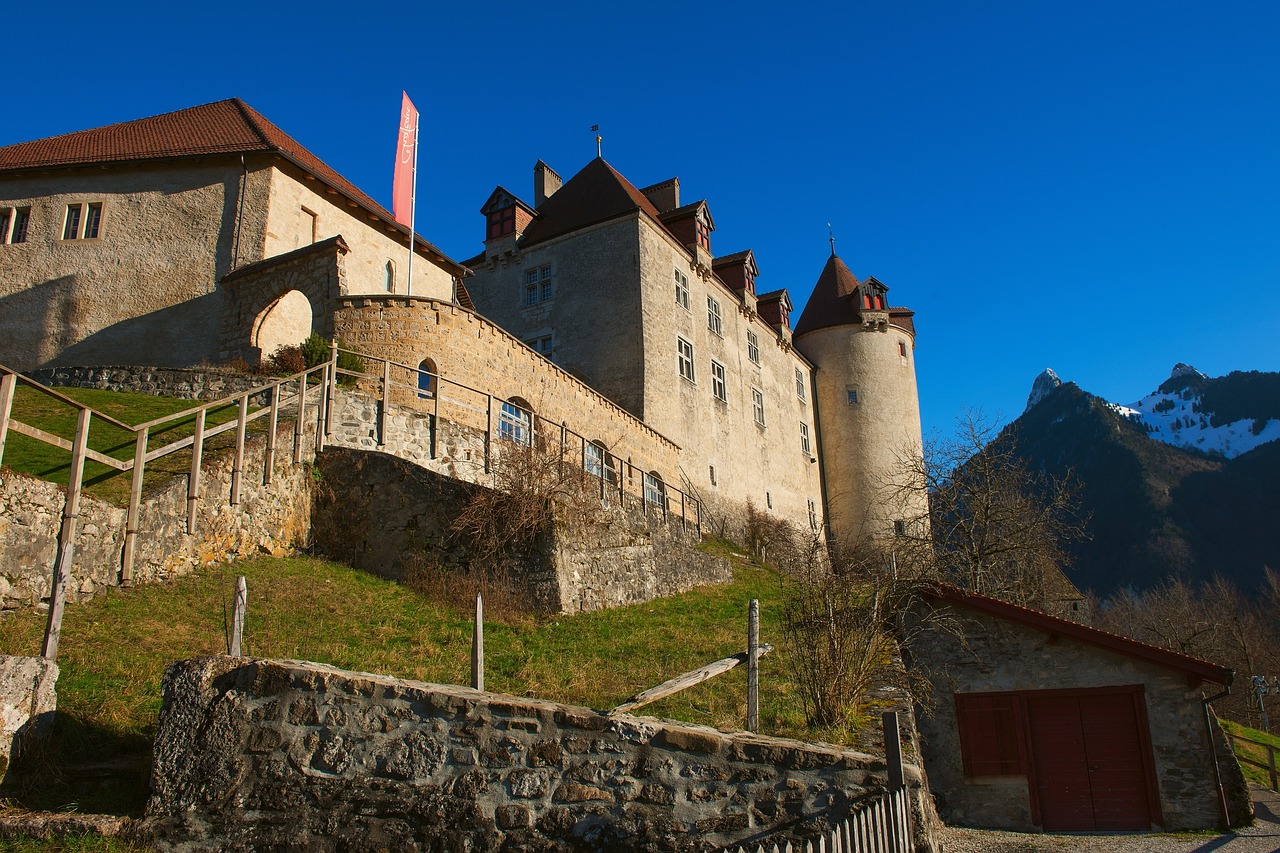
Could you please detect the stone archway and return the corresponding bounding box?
[219,236,348,365]
[254,290,314,360]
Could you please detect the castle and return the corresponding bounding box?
[0,99,924,544]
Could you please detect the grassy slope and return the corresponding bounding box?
[1220,718,1280,789]
[0,549,811,820]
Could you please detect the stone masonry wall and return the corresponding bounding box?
[0,418,314,611]
[26,365,274,402]
[908,603,1251,830]
[143,657,932,852]
[311,448,729,614]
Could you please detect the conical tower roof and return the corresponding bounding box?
[793,252,863,337]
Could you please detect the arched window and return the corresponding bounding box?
[643,471,665,511]
[417,358,437,398]
[499,397,533,446]
[584,441,605,478]
[384,260,396,293]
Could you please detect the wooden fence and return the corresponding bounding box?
[1226,731,1279,792]
[0,360,331,661]
[332,346,702,530]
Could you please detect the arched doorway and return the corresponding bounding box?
[253,290,314,363]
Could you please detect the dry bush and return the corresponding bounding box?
[402,553,530,624]
[265,344,307,376]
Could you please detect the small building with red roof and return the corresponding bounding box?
[907,584,1252,832]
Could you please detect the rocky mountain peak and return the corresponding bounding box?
[1025,368,1063,412]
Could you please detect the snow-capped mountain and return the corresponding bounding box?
[1027,364,1280,459]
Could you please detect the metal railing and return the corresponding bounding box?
[332,345,701,531]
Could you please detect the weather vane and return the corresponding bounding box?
[828,222,836,257]
[591,124,602,158]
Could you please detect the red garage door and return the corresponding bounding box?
[1026,689,1155,830]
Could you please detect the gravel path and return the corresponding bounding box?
[936,785,1280,853]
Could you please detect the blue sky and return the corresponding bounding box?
[5,1,1278,440]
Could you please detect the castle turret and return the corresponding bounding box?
[794,249,926,544]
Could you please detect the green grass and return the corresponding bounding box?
[0,837,141,853]
[3,386,259,507]
[1221,718,1280,789]
[0,548,817,821]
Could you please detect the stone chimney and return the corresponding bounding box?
[534,160,562,208]
[641,178,680,213]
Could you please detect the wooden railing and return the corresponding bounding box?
[332,345,702,531]
[0,361,331,662]
[1227,731,1280,792]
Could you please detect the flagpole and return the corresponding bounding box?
[407,110,418,297]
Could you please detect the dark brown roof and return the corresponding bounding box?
[888,307,916,336]
[0,98,466,276]
[926,585,1232,685]
[794,253,862,336]
[519,158,669,248]
[712,249,753,267]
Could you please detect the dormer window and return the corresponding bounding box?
[744,268,756,295]
[487,207,515,240]
[779,304,790,329]
[695,217,711,252]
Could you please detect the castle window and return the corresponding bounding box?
[695,217,711,252]
[499,398,533,446]
[894,519,907,537]
[674,269,690,310]
[747,330,760,365]
[707,296,723,336]
[808,500,818,530]
[417,358,436,398]
[752,388,766,427]
[61,202,104,240]
[3,207,30,244]
[745,268,756,295]
[710,360,727,402]
[800,422,811,455]
[524,265,554,305]
[584,441,604,478]
[795,367,806,401]
[847,388,860,405]
[766,491,772,510]
[385,260,396,292]
[899,340,908,361]
[524,334,554,362]
[709,465,717,486]
[302,206,318,244]
[677,337,695,383]
[487,207,515,240]
[643,471,666,511]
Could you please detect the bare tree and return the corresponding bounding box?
[886,411,1089,610]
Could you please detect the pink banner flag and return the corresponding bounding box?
[392,92,418,227]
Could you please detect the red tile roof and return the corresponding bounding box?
[926,584,1232,685]
[518,157,672,248]
[0,98,466,275]
[794,253,862,336]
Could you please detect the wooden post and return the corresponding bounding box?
[472,592,484,691]
[484,394,493,474]
[430,371,440,459]
[229,575,247,656]
[747,599,760,732]
[41,406,91,662]
[0,371,16,468]
[186,408,206,535]
[326,340,338,441]
[265,380,280,484]
[292,373,307,464]
[884,710,905,790]
[379,358,391,447]
[231,395,248,505]
[315,364,329,453]
[121,427,148,585]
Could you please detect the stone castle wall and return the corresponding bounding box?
[143,657,933,852]
[25,365,274,402]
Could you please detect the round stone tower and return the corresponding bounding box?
[793,247,926,544]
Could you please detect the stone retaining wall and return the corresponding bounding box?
[25,365,272,402]
[0,419,314,611]
[143,657,934,852]
[311,448,729,614]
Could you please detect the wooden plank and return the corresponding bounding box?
[0,372,16,468]
[472,593,484,691]
[8,420,74,451]
[264,382,280,485]
[231,396,248,505]
[610,644,773,715]
[9,375,134,431]
[41,407,90,662]
[120,428,148,586]
[293,374,307,464]
[747,599,760,732]
[229,575,247,656]
[186,408,205,535]
[142,415,242,463]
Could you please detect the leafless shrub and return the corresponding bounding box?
[265,344,307,376]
